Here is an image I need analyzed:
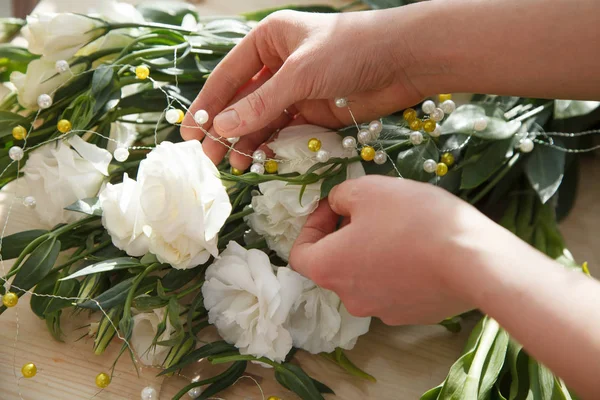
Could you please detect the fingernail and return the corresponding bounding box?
[214,109,240,132]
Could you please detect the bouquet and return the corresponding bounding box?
[0,1,598,399]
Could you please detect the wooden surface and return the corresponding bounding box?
[1,1,599,399]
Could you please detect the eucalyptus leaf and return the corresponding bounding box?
[61,257,141,281]
[442,105,521,140]
[11,237,61,292]
[64,197,102,216]
[525,144,566,204]
[396,140,439,181]
[0,229,48,260]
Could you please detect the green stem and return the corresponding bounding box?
[176,281,204,300]
[218,223,248,248]
[115,42,190,66]
[51,216,99,237]
[51,240,112,273]
[468,154,521,204]
[123,263,162,318]
[108,22,198,35]
[225,208,254,224]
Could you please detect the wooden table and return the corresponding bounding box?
[1,1,599,399]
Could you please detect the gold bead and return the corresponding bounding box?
[361,146,376,161]
[264,160,278,174]
[95,372,111,388]
[12,125,27,141]
[2,292,18,308]
[441,152,455,167]
[57,119,72,134]
[423,120,437,133]
[409,119,423,131]
[21,363,37,378]
[135,65,150,80]
[231,167,244,176]
[582,261,590,276]
[403,108,417,122]
[436,162,449,177]
[307,138,322,152]
[439,93,452,103]
[267,397,281,400]
[176,109,185,124]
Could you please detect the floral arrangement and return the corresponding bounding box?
[0,1,598,399]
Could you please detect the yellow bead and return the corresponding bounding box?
[403,108,417,122]
[361,146,376,161]
[2,292,18,308]
[423,120,436,133]
[439,93,452,103]
[12,125,27,141]
[21,363,37,378]
[409,119,423,131]
[231,167,244,176]
[441,153,455,167]
[176,109,185,124]
[264,160,278,174]
[267,397,281,400]
[436,163,449,177]
[307,138,322,152]
[135,65,150,80]
[95,372,111,388]
[582,262,590,276]
[57,119,72,134]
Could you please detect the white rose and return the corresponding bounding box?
[131,307,174,367]
[286,274,371,354]
[33,0,145,23]
[137,140,231,269]
[22,13,105,61]
[99,173,149,257]
[202,241,304,362]
[10,58,84,110]
[23,135,112,227]
[247,181,320,261]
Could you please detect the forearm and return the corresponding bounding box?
[397,0,600,100]
[452,222,600,398]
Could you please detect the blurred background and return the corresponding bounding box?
[0,0,12,18]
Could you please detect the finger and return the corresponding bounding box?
[327,178,365,217]
[212,64,301,138]
[180,31,267,140]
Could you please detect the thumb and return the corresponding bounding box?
[212,66,299,138]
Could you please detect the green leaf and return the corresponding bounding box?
[77,276,135,310]
[528,359,554,400]
[11,237,61,292]
[31,272,79,318]
[172,361,247,400]
[91,65,114,96]
[525,144,566,204]
[242,5,337,21]
[0,111,29,139]
[311,378,335,394]
[163,334,196,369]
[159,341,237,376]
[361,0,414,9]
[61,257,141,281]
[322,348,376,382]
[421,385,442,400]
[137,3,199,25]
[0,229,48,260]
[461,138,514,189]
[45,310,63,341]
[320,165,347,199]
[167,296,184,338]
[94,306,123,355]
[275,363,325,400]
[132,295,169,311]
[439,316,462,333]
[64,197,102,216]
[396,140,439,182]
[77,273,108,303]
[441,105,521,140]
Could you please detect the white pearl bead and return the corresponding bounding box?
[55,60,70,74]
[368,120,383,137]
[23,196,36,209]
[431,108,445,122]
[114,147,130,162]
[165,109,181,124]
[194,109,209,125]
[422,100,436,114]
[409,132,424,145]
[357,129,371,145]
[188,387,203,399]
[440,100,456,114]
[423,159,437,173]
[429,126,442,138]
[252,149,266,163]
[334,97,348,108]
[37,94,53,109]
[8,146,24,161]
[519,138,534,153]
[473,117,488,132]
[316,149,331,163]
[374,150,387,165]
[250,163,265,174]
[141,386,158,400]
[227,137,240,144]
[342,136,357,150]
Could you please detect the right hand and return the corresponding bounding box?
[181,9,427,170]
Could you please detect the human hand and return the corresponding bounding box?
[181,9,426,170]
[289,175,503,325]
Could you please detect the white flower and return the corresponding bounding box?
[137,140,231,269]
[131,307,174,367]
[77,31,135,59]
[202,242,304,362]
[286,274,371,354]
[555,100,600,119]
[10,58,84,109]
[23,135,111,227]
[22,13,105,61]
[99,173,149,257]
[247,181,320,261]
[32,0,145,23]
[107,121,137,153]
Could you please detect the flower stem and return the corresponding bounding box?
[51,216,99,238]
[107,22,198,35]
[50,240,113,273]
[225,208,254,224]
[123,262,162,318]
[176,281,204,300]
